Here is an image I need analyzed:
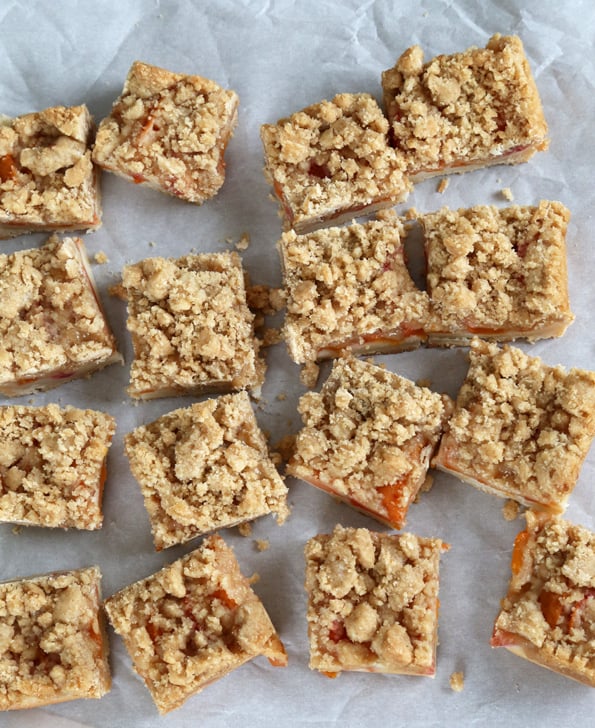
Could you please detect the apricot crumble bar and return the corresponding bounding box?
[491,512,595,687]
[0,104,101,239]
[421,201,574,345]
[0,566,111,710]
[433,339,595,513]
[122,251,264,399]
[260,93,411,233]
[104,534,287,714]
[381,34,549,181]
[278,219,430,364]
[124,392,289,550]
[92,61,238,203]
[287,357,452,529]
[0,235,121,397]
[305,524,448,676]
[0,404,115,530]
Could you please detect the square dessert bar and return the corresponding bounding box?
[260,93,411,233]
[104,534,287,714]
[0,566,111,710]
[0,404,115,530]
[433,339,595,513]
[0,235,121,396]
[92,61,238,203]
[491,512,595,687]
[287,356,452,530]
[124,391,289,550]
[305,524,448,676]
[123,251,263,399]
[421,201,574,346]
[381,34,549,181]
[278,218,430,364]
[0,104,101,238]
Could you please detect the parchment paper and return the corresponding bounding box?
[1,2,594,726]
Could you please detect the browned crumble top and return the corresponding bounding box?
[381,35,549,179]
[123,251,264,399]
[492,513,595,686]
[434,339,595,512]
[288,357,452,529]
[279,219,430,365]
[0,105,101,238]
[260,93,411,233]
[0,404,115,530]
[304,525,447,675]
[124,392,289,550]
[422,201,574,344]
[0,235,121,396]
[104,535,287,715]
[0,566,110,710]
[92,61,238,203]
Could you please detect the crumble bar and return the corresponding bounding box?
[421,201,574,345]
[92,61,238,203]
[104,534,287,714]
[0,404,115,530]
[123,251,264,399]
[278,219,430,364]
[491,512,595,687]
[0,235,121,396]
[305,524,448,676]
[381,34,549,181]
[124,391,289,550]
[260,93,411,233]
[0,104,100,238]
[287,357,452,529]
[0,566,111,710]
[433,339,595,513]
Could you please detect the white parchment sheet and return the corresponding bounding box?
[1,1,595,726]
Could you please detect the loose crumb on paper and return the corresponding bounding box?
[108,282,127,300]
[248,572,260,585]
[274,434,296,464]
[501,187,514,201]
[437,178,449,194]
[93,251,109,264]
[255,539,270,552]
[450,671,465,692]
[502,499,520,521]
[300,361,319,388]
[238,522,253,537]
[262,327,282,347]
[235,232,251,251]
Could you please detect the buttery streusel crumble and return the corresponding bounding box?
[0,105,101,238]
[305,524,448,676]
[0,404,115,530]
[260,93,411,233]
[278,219,430,364]
[491,512,595,687]
[434,339,595,513]
[104,535,287,714]
[0,566,111,710]
[92,61,238,203]
[288,356,453,529]
[0,235,122,396]
[382,34,549,180]
[124,392,289,550]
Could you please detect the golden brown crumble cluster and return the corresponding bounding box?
[124,392,288,550]
[104,536,286,714]
[92,61,238,203]
[305,525,446,674]
[0,567,111,711]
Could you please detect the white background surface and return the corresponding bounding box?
[1,1,594,726]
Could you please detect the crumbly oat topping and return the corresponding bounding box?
[0,404,115,529]
[124,392,289,550]
[123,251,264,399]
[279,219,430,364]
[0,235,121,396]
[246,285,286,316]
[104,535,286,714]
[261,93,411,232]
[0,566,110,710]
[492,513,595,685]
[92,61,238,203]
[434,339,595,511]
[382,35,549,178]
[288,357,452,529]
[304,524,447,675]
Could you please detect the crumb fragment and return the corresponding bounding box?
[276,392,287,401]
[273,434,296,464]
[235,232,250,251]
[437,178,449,194]
[449,671,465,692]
[93,251,109,264]
[262,328,282,347]
[501,187,514,201]
[238,522,253,537]
[255,539,270,552]
[502,499,520,521]
[108,282,127,300]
